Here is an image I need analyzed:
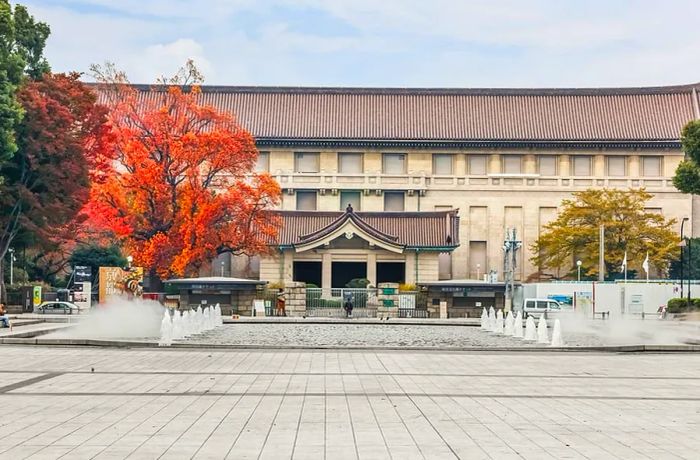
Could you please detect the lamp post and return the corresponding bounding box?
[126,255,133,270]
[681,218,689,299]
[476,263,481,280]
[577,260,582,282]
[8,248,15,285]
[688,237,693,305]
[220,260,225,277]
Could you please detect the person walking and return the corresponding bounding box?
[275,289,287,317]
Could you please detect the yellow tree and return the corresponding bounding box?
[531,188,678,280]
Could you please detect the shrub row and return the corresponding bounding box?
[666,298,700,313]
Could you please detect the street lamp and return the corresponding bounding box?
[476,263,481,280]
[220,260,225,277]
[577,260,582,282]
[8,248,15,285]
[681,218,689,299]
[126,255,133,269]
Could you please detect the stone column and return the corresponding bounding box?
[594,154,606,177]
[560,155,570,176]
[367,253,377,286]
[629,155,640,177]
[524,154,537,174]
[321,253,332,290]
[489,154,501,174]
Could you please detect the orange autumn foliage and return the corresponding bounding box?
[86,63,280,278]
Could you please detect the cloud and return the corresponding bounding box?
[23,0,700,87]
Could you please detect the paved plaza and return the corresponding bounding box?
[0,346,699,459]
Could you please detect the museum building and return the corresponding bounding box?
[134,83,700,287]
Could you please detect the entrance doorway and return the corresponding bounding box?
[293,261,322,287]
[377,262,405,284]
[332,262,367,287]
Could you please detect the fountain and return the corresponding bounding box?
[215,303,223,326]
[537,315,549,344]
[480,308,488,330]
[158,310,173,346]
[512,311,524,338]
[504,311,514,335]
[550,319,564,347]
[493,309,504,334]
[488,307,496,331]
[524,315,537,341]
[172,310,183,339]
[203,307,211,330]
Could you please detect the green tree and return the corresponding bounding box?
[673,120,700,194]
[531,188,679,280]
[0,1,50,163]
[69,244,127,283]
[669,237,700,280]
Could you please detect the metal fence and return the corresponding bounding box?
[306,288,379,317]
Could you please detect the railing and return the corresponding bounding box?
[398,308,430,318]
[306,288,380,309]
[306,288,380,318]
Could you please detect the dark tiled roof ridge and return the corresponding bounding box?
[273,210,458,217]
[298,210,400,245]
[112,82,700,96]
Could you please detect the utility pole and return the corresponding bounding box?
[598,225,605,281]
[8,248,15,285]
[502,228,522,313]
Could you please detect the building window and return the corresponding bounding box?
[254,151,270,172]
[607,156,627,176]
[340,190,361,211]
[384,191,405,211]
[296,191,317,210]
[642,156,662,177]
[538,155,558,176]
[383,153,406,174]
[338,153,363,174]
[432,154,453,175]
[502,155,522,174]
[294,152,319,173]
[572,156,591,176]
[468,155,487,175]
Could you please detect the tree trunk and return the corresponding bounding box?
[0,260,5,304]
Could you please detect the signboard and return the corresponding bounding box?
[32,286,42,307]
[98,267,144,303]
[74,266,92,283]
[72,282,91,311]
[629,294,644,314]
[574,291,593,316]
[253,299,266,316]
[398,295,415,309]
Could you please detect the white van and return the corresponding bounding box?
[522,298,562,318]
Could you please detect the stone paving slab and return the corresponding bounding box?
[0,346,698,459]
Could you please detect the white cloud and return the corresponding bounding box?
[23,0,700,87]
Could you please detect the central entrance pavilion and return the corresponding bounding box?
[260,206,460,289]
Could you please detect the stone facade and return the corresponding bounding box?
[245,148,690,283]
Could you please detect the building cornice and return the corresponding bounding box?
[256,138,681,151]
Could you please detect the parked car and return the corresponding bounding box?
[522,298,562,318]
[36,301,80,315]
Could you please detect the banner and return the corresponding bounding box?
[98,267,144,303]
[32,286,42,307]
[74,266,92,283]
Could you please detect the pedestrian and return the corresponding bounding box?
[344,298,354,318]
[0,303,10,328]
[275,289,286,316]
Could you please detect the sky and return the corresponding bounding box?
[22,0,700,88]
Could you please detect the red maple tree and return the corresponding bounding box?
[0,73,110,298]
[87,62,280,278]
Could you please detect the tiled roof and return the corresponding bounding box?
[121,83,700,145]
[273,209,460,249]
